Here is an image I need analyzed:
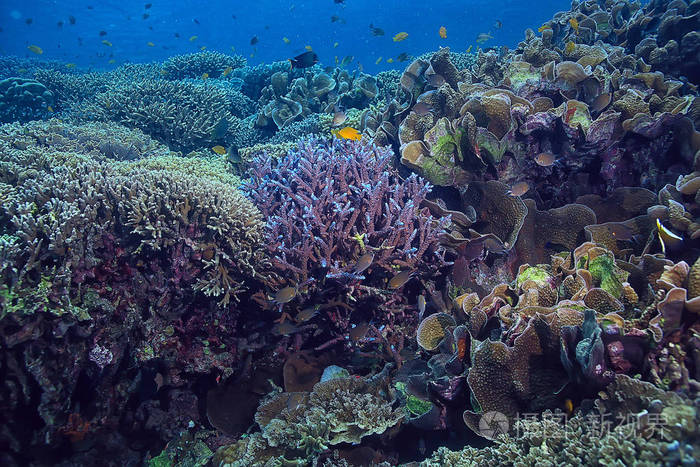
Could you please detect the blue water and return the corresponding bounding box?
[1,0,571,73]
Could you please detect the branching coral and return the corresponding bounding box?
[244,137,449,343]
[162,51,247,79]
[0,77,54,123]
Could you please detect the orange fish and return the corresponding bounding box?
[438,26,447,39]
[509,181,530,196]
[334,126,362,141]
[569,18,579,34]
[388,270,413,289]
[534,152,557,167]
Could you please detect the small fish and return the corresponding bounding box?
[222,66,232,76]
[69,15,76,25]
[289,50,318,69]
[417,294,426,319]
[65,63,76,68]
[389,270,413,289]
[189,35,198,41]
[47,105,54,113]
[475,32,492,44]
[340,55,354,66]
[606,223,634,241]
[427,73,445,87]
[272,321,300,336]
[534,152,557,167]
[174,32,180,38]
[333,42,339,48]
[569,18,579,33]
[375,56,382,65]
[509,181,530,196]
[201,72,209,80]
[99,30,107,36]
[334,0,345,3]
[273,286,297,305]
[282,36,290,44]
[656,219,683,255]
[412,102,432,116]
[250,36,259,46]
[591,92,611,112]
[200,45,206,50]
[369,24,384,36]
[438,26,447,39]
[565,40,575,55]
[330,15,343,23]
[353,252,374,274]
[393,31,408,42]
[349,322,370,342]
[357,62,364,73]
[27,44,43,55]
[193,18,200,25]
[305,45,313,51]
[494,20,502,29]
[296,305,319,323]
[332,107,347,126]
[108,59,116,64]
[142,13,150,20]
[25,18,33,25]
[386,58,394,63]
[211,145,226,155]
[334,126,361,141]
[564,398,574,415]
[466,45,473,53]
[57,21,64,28]
[231,45,236,51]
[396,52,410,62]
[101,40,112,46]
[538,24,552,33]
[145,3,152,8]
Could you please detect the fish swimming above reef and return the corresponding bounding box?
[332,107,347,126]
[273,286,298,304]
[101,40,112,46]
[475,32,492,44]
[369,24,384,36]
[439,26,447,39]
[494,20,502,29]
[393,31,408,42]
[333,126,361,141]
[396,52,411,62]
[211,145,226,155]
[569,18,579,33]
[538,24,552,32]
[508,181,530,196]
[250,36,259,45]
[353,252,374,274]
[27,44,43,54]
[389,270,413,289]
[656,219,683,254]
[289,51,318,69]
[534,152,557,167]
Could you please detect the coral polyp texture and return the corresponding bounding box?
[0,0,699,465]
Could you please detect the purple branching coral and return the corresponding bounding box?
[244,137,450,345]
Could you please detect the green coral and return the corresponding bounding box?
[395,382,433,417]
[516,265,551,288]
[434,128,465,162]
[587,254,624,299]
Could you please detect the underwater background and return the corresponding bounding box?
[1,0,700,466]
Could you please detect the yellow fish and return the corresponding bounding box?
[108,59,116,64]
[466,45,473,53]
[201,72,209,80]
[282,37,290,44]
[211,145,226,155]
[222,66,232,76]
[47,105,54,113]
[538,24,552,33]
[27,45,43,55]
[147,42,155,47]
[305,45,313,51]
[439,26,447,39]
[65,63,76,68]
[569,18,579,33]
[656,219,683,255]
[375,56,382,65]
[189,35,198,42]
[333,42,339,48]
[387,58,394,63]
[200,46,206,50]
[334,126,362,141]
[102,40,112,47]
[393,31,408,42]
[565,41,575,54]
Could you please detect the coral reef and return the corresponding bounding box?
[0,77,54,123]
[162,51,247,79]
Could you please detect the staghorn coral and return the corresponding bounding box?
[0,120,270,461]
[244,137,449,346]
[162,51,247,79]
[85,79,234,151]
